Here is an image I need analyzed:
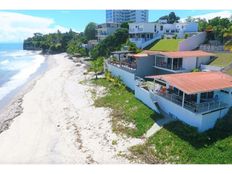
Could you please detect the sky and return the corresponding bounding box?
[0,10,231,43]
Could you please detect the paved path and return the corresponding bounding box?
[144,116,174,138]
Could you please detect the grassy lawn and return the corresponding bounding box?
[226,68,232,76]
[92,78,162,138]
[149,39,183,52]
[210,52,232,67]
[130,109,232,164]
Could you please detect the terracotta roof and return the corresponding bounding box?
[146,72,232,94]
[142,50,216,58]
[128,53,148,58]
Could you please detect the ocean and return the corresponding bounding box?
[0,43,46,108]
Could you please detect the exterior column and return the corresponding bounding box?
[154,55,157,67]
[197,93,201,104]
[182,92,185,107]
[171,59,174,70]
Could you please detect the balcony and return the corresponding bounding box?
[155,62,185,71]
[154,57,187,72]
[107,60,137,73]
[129,28,144,33]
[155,90,228,114]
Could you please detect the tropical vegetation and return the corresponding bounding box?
[92,73,162,138]
[130,109,232,164]
[90,57,104,79]
[90,28,129,58]
[159,12,180,24]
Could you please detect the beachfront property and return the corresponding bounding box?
[144,72,232,132]
[96,23,121,41]
[142,50,216,74]
[129,21,199,49]
[105,49,232,131]
[106,50,152,90]
[106,10,148,23]
[105,50,215,90]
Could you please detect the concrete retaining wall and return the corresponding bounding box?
[179,32,206,51]
[107,63,136,91]
[135,85,159,113]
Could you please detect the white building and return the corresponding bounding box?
[96,23,120,41]
[145,72,232,131]
[106,10,148,23]
[129,21,199,49]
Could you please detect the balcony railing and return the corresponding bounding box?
[129,38,152,43]
[156,91,228,114]
[155,62,185,71]
[107,60,137,73]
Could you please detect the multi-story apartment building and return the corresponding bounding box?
[96,23,120,41]
[106,10,148,23]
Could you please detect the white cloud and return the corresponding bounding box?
[0,12,71,43]
[181,10,232,22]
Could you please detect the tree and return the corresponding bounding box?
[196,18,208,31]
[121,39,141,53]
[91,57,104,79]
[185,16,196,23]
[84,22,97,41]
[90,28,129,59]
[120,22,129,29]
[168,12,180,24]
[159,12,180,24]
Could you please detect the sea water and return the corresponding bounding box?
[0,43,46,108]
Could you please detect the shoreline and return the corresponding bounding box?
[0,54,54,134]
[0,53,143,164]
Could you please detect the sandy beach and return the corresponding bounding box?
[0,53,143,164]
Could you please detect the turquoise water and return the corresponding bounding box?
[0,43,45,103]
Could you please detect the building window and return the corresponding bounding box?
[201,91,214,102]
[221,90,229,94]
[160,25,163,31]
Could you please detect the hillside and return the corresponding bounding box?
[210,52,232,68]
[149,39,183,52]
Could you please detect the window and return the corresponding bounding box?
[160,25,163,31]
[201,91,214,102]
[221,90,229,94]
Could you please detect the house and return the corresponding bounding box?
[96,23,120,41]
[144,72,232,131]
[142,50,216,75]
[106,49,232,131]
[106,50,216,90]
[105,51,156,90]
[129,21,199,48]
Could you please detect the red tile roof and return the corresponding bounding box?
[132,50,216,59]
[146,72,232,94]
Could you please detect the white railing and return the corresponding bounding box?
[129,34,162,49]
[156,91,228,114]
[200,64,223,72]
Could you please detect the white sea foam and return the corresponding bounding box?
[0,51,45,101]
[0,60,10,65]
